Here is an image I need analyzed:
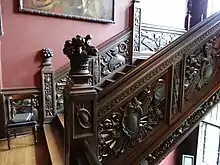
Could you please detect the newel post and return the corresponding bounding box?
[63,35,98,165]
[41,48,56,123]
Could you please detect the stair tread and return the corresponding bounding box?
[95,86,103,91]
[57,113,64,128]
[106,79,115,83]
[44,124,65,165]
[116,71,126,75]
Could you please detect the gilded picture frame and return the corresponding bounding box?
[19,0,115,23]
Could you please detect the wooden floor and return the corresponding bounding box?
[0,134,51,165]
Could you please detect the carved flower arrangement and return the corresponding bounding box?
[42,48,53,65]
[63,35,98,75]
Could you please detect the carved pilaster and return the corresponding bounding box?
[41,48,56,122]
[63,35,98,165]
[132,0,141,52]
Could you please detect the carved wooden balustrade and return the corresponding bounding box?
[58,12,220,165]
[95,12,220,165]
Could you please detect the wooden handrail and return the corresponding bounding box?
[95,12,220,165]
[97,12,220,101]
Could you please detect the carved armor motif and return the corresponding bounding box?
[98,78,166,163]
[100,40,129,78]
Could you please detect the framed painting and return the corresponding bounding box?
[19,0,115,23]
[182,155,194,165]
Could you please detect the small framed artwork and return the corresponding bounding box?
[182,154,194,165]
[19,0,115,23]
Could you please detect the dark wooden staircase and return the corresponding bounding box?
[40,10,220,165]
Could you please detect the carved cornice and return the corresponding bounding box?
[98,17,220,119]
[145,87,220,165]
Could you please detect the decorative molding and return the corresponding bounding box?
[145,88,220,165]
[98,77,166,162]
[98,19,220,119]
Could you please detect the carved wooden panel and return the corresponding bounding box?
[73,101,94,138]
[98,75,167,163]
[43,73,54,117]
[171,61,182,117]
[140,30,181,52]
[144,88,220,165]
[184,36,218,101]
[56,76,70,112]
[100,39,130,78]
[133,7,141,52]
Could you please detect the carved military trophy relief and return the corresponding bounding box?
[184,36,220,101]
[63,35,98,165]
[98,76,166,163]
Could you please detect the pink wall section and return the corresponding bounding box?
[159,150,177,165]
[1,0,132,88]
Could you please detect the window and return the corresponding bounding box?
[207,0,220,17]
[196,103,220,165]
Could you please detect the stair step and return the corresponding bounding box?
[121,65,136,73]
[95,86,103,92]
[44,124,65,165]
[99,79,114,88]
[133,58,145,66]
[57,113,64,128]
[106,79,115,83]
[110,72,126,80]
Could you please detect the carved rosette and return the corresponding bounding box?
[133,7,141,52]
[44,73,54,116]
[100,39,129,78]
[140,30,180,52]
[74,102,93,137]
[98,77,166,162]
[145,88,220,165]
[184,36,218,100]
[171,62,182,116]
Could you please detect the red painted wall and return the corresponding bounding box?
[159,149,177,165]
[1,0,132,88]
